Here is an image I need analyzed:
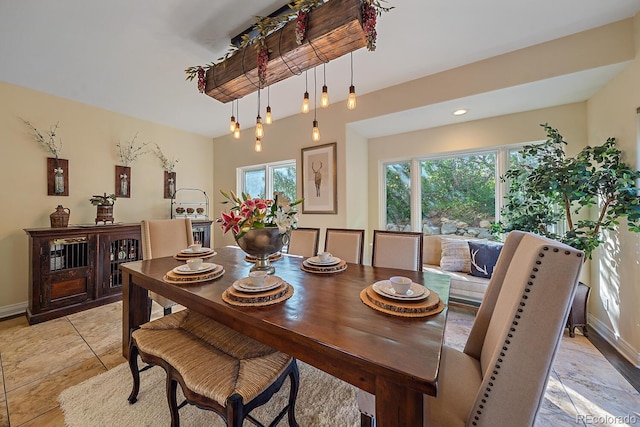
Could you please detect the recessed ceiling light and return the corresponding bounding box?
[453,109,468,116]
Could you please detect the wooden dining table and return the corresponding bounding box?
[120,246,451,427]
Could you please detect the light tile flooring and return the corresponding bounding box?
[0,303,639,426]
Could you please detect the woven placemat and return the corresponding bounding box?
[300,259,348,274]
[244,252,283,263]
[163,266,224,286]
[359,286,445,318]
[222,283,294,307]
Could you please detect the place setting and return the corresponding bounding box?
[173,242,217,261]
[360,276,444,318]
[300,251,348,274]
[223,271,294,307]
[163,257,224,285]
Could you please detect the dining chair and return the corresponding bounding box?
[324,228,365,264]
[141,218,194,315]
[370,230,423,271]
[286,227,320,258]
[358,231,584,426]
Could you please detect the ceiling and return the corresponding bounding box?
[1,0,639,139]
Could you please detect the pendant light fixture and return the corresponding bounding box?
[254,138,262,152]
[301,71,310,114]
[233,99,241,139]
[320,63,329,108]
[347,52,357,110]
[229,100,236,133]
[312,67,321,141]
[265,85,273,125]
[255,87,264,139]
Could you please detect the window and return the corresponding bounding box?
[382,145,531,236]
[239,160,297,200]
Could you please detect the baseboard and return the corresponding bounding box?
[589,314,640,368]
[0,301,28,320]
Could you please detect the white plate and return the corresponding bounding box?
[180,247,213,254]
[306,256,341,266]
[232,275,283,293]
[173,262,217,275]
[372,280,429,301]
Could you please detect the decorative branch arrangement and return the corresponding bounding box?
[153,144,179,172]
[22,118,63,158]
[116,133,150,166]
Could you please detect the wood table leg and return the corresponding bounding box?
[121,272,149,359]
[375,376,423,427]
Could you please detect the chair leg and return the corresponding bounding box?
[164,306,172,316]
[225,394,243,427]
[286,361,300,427]
[167,370,180,427]
[360,412,376,427]
[127,343,140,404]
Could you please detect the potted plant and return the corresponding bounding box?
[491,124,640,336]
[491,124,640,257]
[90,193,117,224]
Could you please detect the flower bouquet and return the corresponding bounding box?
[217,190,302,274]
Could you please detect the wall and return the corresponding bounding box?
[585,11,640,366]
[0,82,213,316]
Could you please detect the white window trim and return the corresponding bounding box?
[237,159,296,198]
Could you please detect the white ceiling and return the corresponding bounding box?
[1,0,639,139]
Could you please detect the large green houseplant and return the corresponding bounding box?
[492,124,640,259]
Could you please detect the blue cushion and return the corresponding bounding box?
[468,241,503,278]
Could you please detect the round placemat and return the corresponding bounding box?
[163,266,224,286]
[173,250,216,261]
[222,283,294,307]
[359,286,445,318]
[300,259,347,274]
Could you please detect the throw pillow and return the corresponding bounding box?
[469,241,503,278]
[440,238,471,273]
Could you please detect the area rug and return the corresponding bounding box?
[59,359,360,427]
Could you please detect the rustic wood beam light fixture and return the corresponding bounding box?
[204,0,368,103]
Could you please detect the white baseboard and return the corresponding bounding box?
[0,301,27,320]
[589,314,640,368]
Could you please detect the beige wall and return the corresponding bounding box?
[585,12,640,366]
[0,82,213,315]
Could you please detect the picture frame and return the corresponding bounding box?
[115,165,131,198]
[301,142,337,214]
[164,171,176,199]
[47,157,69,196]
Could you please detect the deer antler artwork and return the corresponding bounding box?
[312,161,323,197]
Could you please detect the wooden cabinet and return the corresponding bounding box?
[24,220,212,324]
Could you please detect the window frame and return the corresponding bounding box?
[237,159,297,199]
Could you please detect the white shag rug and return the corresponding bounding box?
[58,360,359,427]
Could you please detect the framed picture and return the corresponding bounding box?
[301,142,337,214]
[115,165,131,198]
[164,171,176,199]
[47,157,69,196]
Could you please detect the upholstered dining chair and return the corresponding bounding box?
[286,227,320,258]
[141,218,194,315]
[371,230,423,271]
[324,228,365,264]
[358,231,584,426]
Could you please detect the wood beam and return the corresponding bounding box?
[204,0,366,103]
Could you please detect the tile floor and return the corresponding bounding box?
[0,303,639,426]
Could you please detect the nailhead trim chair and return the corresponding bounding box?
[358,231,584,426]
[129,310,299,427]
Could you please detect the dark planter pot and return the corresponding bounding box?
[95,205,114,225]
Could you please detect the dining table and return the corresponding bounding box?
[120,245,451,427]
